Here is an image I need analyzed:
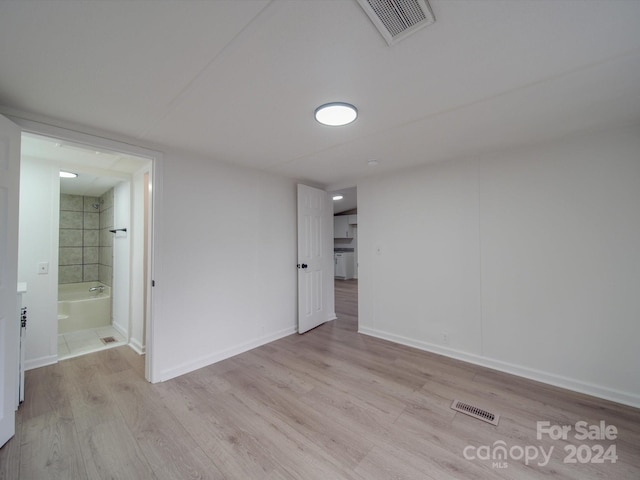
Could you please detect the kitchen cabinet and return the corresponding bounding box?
[348,214,358,225]
[334,215,353,238]
[334,252,355,279]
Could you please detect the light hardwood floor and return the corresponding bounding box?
[2,279,639,479]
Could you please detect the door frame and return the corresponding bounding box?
[8,116,164,383]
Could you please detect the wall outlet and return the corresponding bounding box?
[38,262,49,275]
[442,332,449,345]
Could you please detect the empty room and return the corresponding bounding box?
[1,1,639,479]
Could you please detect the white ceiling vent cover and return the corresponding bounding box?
[357,0,435,46]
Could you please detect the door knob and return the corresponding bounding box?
[301,263,308,269]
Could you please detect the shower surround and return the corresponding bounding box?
[59,189,114,285]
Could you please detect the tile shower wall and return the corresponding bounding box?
[99,188,114,286]
[59,189,114,285]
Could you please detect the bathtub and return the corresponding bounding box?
[58,282,112,333]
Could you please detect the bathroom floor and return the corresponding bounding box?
[58,325,126,361]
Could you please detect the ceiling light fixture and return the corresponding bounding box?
[315,102,358,126]
[333,195,344,201]
[59,171,78,178]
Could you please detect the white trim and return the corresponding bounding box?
[159,326,296,382]
[7,117,158,160]
[111,321,127,339]
[358,327,640,409]
[24,355,57,371]
[146,151,163,383]
[128,338,145,355]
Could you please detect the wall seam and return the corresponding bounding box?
[476,157,484,358]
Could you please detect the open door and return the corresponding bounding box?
[0,114,21,447]
[297,184,335,333]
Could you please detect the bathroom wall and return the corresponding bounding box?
[58,194,101,283]
[112,182,130,336]
[19,156,59,369]
[59,188,114,286]
[99,188,114,286]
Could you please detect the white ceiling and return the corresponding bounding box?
[331,186,357,214]
[21,133,151,196]
[1,1,639,190]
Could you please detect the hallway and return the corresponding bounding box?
[334,278,358,329]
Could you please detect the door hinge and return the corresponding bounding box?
[152,280,155,287]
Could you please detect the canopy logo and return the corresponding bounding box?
[463,441,553,469]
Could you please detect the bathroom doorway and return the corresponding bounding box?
[18,132,154,367]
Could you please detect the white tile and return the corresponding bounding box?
[67,336,103,352]
[64,329,100,343]
[112,332,125,342]
[58,342,70,356]
[96,326,118,337]
[57,325,127,361]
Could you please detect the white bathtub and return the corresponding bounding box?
[58,282,112,333]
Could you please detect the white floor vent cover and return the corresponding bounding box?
[451,399,500,426]
[357,0,435,46]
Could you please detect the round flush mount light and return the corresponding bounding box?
[59,171,78,178]
[332,195,344,201]
[314,102,358,126]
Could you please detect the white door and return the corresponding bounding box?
[0,115,21,447]
[297,184,335,333]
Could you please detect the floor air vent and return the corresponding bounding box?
[357,0,435,46]
[101,336,117,344]
[451,399,500,426]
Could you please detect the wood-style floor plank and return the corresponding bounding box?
[2,279,639,479]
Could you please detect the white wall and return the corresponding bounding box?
[358,124,640,407]
[18,156,59,369]
[129,168,148,354]
[153,150,298,381]
[112,181,130,336]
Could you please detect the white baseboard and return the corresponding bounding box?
[111,321,127,338]
[25,354,57,371]
[159,325,296,382]
[358,326,640,409]
[128,337,145,355]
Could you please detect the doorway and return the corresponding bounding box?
[18,131,154,371]
[330,186,358,331]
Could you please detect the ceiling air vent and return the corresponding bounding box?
[356,0,435,46]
